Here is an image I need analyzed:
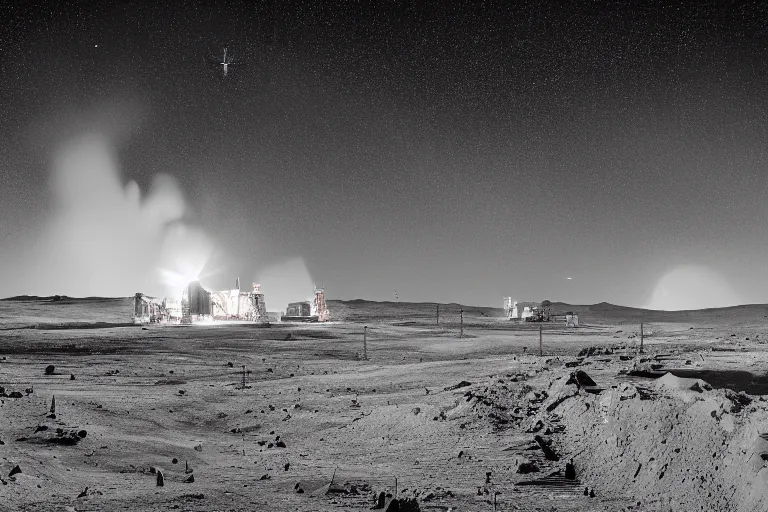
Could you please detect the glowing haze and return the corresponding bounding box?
[17,134,212,298]
[644,265,743,312]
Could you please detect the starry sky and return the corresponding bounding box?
[1,1,767,309]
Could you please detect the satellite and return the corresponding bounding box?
[208,47,244,77]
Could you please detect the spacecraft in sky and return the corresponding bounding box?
[208,47,243,77]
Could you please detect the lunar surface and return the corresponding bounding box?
[1,297,767,511]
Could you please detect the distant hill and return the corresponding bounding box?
[329,299,768,327]
[1,295,128,303]
[2,295,766,328]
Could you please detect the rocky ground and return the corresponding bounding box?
[1,298,768,511]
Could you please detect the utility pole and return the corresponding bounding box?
[639,322,644,355]
[460,308,464,338]
[363,326,368,360]
[539,325,543,356]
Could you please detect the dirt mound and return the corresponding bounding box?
[543,374,768,511]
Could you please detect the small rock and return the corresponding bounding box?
[9,465,21,477]
[517,461,539,474]
[412,407,421,416]
[534,435,559,461]
[156,469,164,486]
[276,441,286,448]
[70,374,75,380]
[172,458,178,464]
[565,459,576,480]
[184,474,195,483]
[566,370,596,389]
[194,443,202,452]
[45,365,55,375]
[284,462,290,471]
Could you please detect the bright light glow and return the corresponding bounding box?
[645,264,742,311]
[160,267,203,293]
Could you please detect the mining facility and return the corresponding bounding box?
[133,280,329,324]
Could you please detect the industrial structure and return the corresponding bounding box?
[133,294,182,324]
[503,298,551,322]
[210,281,267,321]
[281,287,330,322]
[134,279,268,324]
[565,312,579,327]
[134,279,328,325]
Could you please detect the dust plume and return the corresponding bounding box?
[645,264,742,311]
[20,134,211,298]
[256,258,316,314]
